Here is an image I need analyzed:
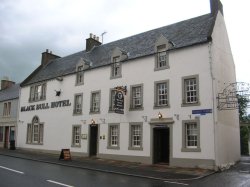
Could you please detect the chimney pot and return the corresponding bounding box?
[96,36,99,41]
[46,49,49,53]
[90,33,93,38]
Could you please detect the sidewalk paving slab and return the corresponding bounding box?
[0,148,215,181]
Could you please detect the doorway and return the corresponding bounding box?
[89,125,98,157]
[153,127,170,164]
[4,127,9,148]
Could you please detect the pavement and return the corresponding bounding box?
[0,148,215,181]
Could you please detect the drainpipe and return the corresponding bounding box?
[208,41,218,170]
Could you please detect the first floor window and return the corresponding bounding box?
[130,85,143,110]
[182,120,200,152]
[129,123,143,150]
[182,75,199,106]
[29,83,46,102]
[90,91,100,113]
[74,94,83,114]
[108,124,119,149]
[72,126,81,147]
[155,80,169,108]
[27,116,44,144]
[109,89,116,111]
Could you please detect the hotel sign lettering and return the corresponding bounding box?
[21,99,71,112]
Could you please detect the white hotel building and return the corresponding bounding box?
[17,0,240,169]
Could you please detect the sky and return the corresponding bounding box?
[0,0,249,84]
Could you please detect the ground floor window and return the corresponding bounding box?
[72,125,81,147]
[26,116,44,144]
[182,119,201,152]
[107,124,119,149]
[129,123,143,150]
[0,127,3,142]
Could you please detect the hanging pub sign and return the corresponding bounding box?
[114,86,127,114]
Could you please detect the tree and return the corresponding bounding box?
[238,95,250,155]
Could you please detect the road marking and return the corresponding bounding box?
[46,180,74,187]
[0,165,24,174]
[164,180,189,186]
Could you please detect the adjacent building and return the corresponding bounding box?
[17,0,240,169]
[0,79,20,149]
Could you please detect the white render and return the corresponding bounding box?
[17,8,240,170]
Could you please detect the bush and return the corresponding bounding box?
[240,126,249,155]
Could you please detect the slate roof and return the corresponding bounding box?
[0,84,20,102]
[21,13,215,86]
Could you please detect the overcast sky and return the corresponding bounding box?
[0,0,249,84]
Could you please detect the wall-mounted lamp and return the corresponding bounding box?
[99,118,105,124]
[188,115,192,119]
[142,116,147,122]
[158,112,163,119]
[91,119,96,125]
[174,114,179,120]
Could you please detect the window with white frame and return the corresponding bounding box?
[182,75,199,106]
[111,56,121,78]
[155,45,168,70]
[76,65,84,85]
[182,119,200,152]
[90,91,100,113]
[130,84,143,110]
[73,94,83,114]
[154,80,169,108]
[129,123,143,150]
[108,124,119,149]
[109,89,116,112]
[72,125,81,147]
[3,102,11,116]
[27,116,44,144]
[29,83,46,102]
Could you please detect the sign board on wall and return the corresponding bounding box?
[114,91,124,114]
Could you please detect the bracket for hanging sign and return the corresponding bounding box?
[217,82,250,110]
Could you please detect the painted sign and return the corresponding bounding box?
[21,99,71,112]
[192,109,212,115]
[114,90,124,114]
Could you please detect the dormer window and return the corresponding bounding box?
[111,56,121,78]
[154,35,171,71]
[76,65,84,85]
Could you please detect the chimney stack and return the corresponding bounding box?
[210,0,223,16]
[86,33,102,52]
[1,78,15,90]
[41,49,61,67]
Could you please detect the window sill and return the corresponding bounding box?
[73,112,83,116]
[75,82,84,86]
[89,111,100,114]
[26,142,43,145]
[110,75,122,80]
[181,102,200,107]
[71,145,81,148]
[128,147,143,151]
[154,66,169,71]
[29,98,46,103]
[129,107,144,111]
[181,147,201,152]
[153,105,170,109]
[107,146,120,150]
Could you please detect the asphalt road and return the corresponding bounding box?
[0,155,187,187]
[1,154,250,187]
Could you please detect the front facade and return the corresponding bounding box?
[17,0,240,169]
[0,80,19,149]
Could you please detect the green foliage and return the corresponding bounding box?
[238,95,249,122]
[240,126,249,155]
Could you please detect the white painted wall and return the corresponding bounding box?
[17,42,216,163]
[211,12,241,168]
